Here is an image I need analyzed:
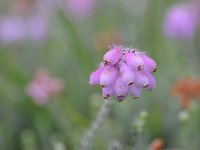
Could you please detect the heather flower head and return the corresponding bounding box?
[89,46,157,102]
[26,69,64,106]
[163,3,199,39]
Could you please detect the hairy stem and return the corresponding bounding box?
[79,100,111,150]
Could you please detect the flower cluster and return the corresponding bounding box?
[89,46,157,102]
[26,69,64,105]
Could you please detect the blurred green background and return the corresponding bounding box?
[0,0,200,150]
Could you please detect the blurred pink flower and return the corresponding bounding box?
[66,0,96,18]
[26,69,64,106]
[163,3,199,39]
[0,17,25,44]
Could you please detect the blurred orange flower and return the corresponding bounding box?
[148,138,164,150]
[172,77,200,109]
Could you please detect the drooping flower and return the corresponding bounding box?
[119,62,134,86]
[89,46,157,102]
[26,69,64,105]
[163,3,199,39]
[114,76,128,101]
[100,65,117,87]
[103,48,121,65]
[89,64,104,85]
[125,51,144,70]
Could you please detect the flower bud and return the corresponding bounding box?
[114,76,128,99]
[134,71,149,87]
[119,62,134,86]
[100,66,117,87]
[129,84,142,99]
[125,51,144,70]
[103,48,121,65]
[102,86,114,100]
[89,66,104,85]
[140,53,157,72]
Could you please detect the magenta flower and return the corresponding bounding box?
[26,69,64,106]
[89,46,157,102]
[163,3,199,39]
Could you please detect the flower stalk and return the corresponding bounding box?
[79,100,111,150]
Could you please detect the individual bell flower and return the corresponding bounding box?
[100,65,117,87]
[114,76,128,102]
[144,70,156,91]
[125,51,144,70]
[119,62,134,85]
[89,46,157,101]
[89,64,104,85]
[129,84,142,99]
[102,85,115,100]
[134,71,149,87]
[163,3,199,39]
[103,48,122,65]
[117,93,128,102]
[140,53,157,72]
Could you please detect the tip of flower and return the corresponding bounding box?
[104,94,110,100]
[101,84,105,88]
[128,82,134,86]
[143,84,149,88]
[117,95,125,102]
[153,67,157,72]
[104,61,110,66]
